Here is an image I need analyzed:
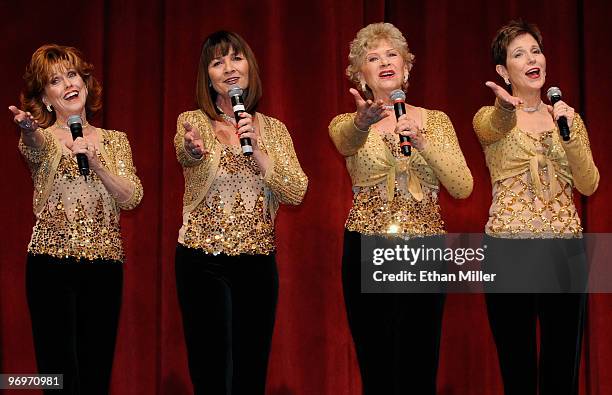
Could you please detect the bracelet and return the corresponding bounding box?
[184,143,203,159]
[495,98,516,113]
[352,119,369,133]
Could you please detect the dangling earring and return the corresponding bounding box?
[404,73,409,84]
[46,103,53,112]
[504,77,510,86]
[360,81,367,92]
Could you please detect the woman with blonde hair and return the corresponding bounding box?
[329,22,472,394]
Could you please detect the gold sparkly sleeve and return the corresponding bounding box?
[174,111,207,168]
[329,113,370,156]
[473,101,517,146]
[112,132,143,210]
[18,128,58,165]
[419,111,473,198]
[263,118,308,205]
[562,113,599,196]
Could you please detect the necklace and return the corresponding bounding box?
[54,120,90,130]
[520,101,542,113]
[219,112,235,124]
[216,106,236,124]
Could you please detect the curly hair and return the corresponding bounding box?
[20,44,102,128]
[346,22,415,98]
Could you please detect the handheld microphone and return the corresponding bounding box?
[546,87,570,142]
[67,115,90,179]
[390,89,411,156]
[228,85,253,156]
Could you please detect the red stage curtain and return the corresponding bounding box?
[1,1,610,394]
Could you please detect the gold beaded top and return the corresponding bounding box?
[179,145,275,255]
[473,103,599,238]
[19,128,143,261]
[174,110,308,255]
[329,109,473,236]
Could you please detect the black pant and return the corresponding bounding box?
[26,253,123,395]
[341,230,445,395]
[175,244,278,395]
[483,237,587,395]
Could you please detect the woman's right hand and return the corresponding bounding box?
[8,105,39,133]
[485,81,523,109]
[183,122,208,158]
[350,88,389,131]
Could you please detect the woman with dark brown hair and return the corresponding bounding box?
[174,31,307,394]
[8,44,143,394]
[474,20,599,395]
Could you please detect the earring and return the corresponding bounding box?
[404,73,409,84]
[46,103,53,112]
[504,77,510,86]
[360,81,367,92]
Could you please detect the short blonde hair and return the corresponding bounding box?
[346,23,415,97]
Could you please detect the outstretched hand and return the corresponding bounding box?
[183,122,208,158]
[485,81,523,109]
[8,105,39,133]
[350,88,389,131]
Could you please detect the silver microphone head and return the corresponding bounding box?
[228,85,243,97]
[546,86,562,101]
[390,89,406,101]
[67,114,82,126]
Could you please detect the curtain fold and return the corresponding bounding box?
[1,1,609,394]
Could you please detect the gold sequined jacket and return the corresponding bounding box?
[329,110,473,236]
[174,110,308,221]
[474,103,599,196]
[474,102,599,237]
[19,127,143,261]
[20,128,143,213]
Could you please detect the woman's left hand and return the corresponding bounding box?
[236,112,260,151]
[547,100,575,129]
[70,136,103,171]
[236,112,271,173]
[394,114,428,151]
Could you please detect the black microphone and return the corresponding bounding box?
[390,89,411,156]
[67,115,90,179]
[228,85,253,156]
[546,86,571,142]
